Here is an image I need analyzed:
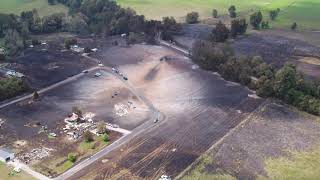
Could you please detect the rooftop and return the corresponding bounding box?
[0,148,13,158]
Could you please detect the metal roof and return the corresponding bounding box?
[0,148,13,158]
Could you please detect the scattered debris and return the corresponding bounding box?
[63,112,97,140]
[101,159,109,163]
[191,64,199,70]
[70,45,84,53]
[48,133,57,138]
[248,94,260,99]
[5,70,25,78]
[18,147,54,164]
[0,118,4,127]
[13,140,27,147]
[91,48,98,52]
[159,175,171,180]
[114,102,136,117]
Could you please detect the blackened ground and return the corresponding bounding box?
[70,44,263,180]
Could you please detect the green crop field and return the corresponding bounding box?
[0,0,68,17]
[117,0,320,30]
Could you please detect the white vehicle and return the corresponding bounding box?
[94,72,102,77]
[98,63,104,67]
[159,175,171,180]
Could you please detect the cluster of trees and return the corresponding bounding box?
[1,0,170,57]
[0,78,29,101]
[186,12,199,24]
[210,20,247,42]
[0,9,66,56]
[161,16,181,41]
[192,41,320,115]
[54,0,160,37]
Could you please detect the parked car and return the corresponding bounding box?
[123,76,128,81]
[94,72,102,77]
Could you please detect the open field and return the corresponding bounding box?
[182,101,320,179]
[117,0,320,30]
[0,0,68,17]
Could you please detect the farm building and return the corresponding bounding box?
[0,148,14,162]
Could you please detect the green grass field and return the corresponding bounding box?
[117,0,320,30]
[0,0,68,17]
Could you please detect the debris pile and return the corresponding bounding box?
[18,147,54,164]
[0,118,4,127]
[63,112,97,140]
[114,101,135,117]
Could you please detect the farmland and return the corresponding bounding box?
[117,0,320,30]
[0,0,68,17]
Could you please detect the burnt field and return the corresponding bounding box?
[69,44,264,180]
[183,100,320,179]
[0,69,151,162]
[173,25,320,80]
[3,34,97,90]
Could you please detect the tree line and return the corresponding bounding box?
[192,40,320,115]
[1,0,181,57]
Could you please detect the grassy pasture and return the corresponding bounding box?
[117,0,320,30]
[0,0,68,17]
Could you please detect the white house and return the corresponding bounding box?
[0,148,14,162]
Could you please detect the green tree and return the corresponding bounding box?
[102,133,109,142]
[250,11,263,29]
[291,22,297,30]
[230,18,248,38]
[212,9,218,18]
[33,91,40,101]
[83,131,93,142]
[261,21,270,29]
[4,29,24,56]
[97,121,107,134]
[65,38,77,49]
[186,12,199,24]
[210,21,229,42]
[67,153,76,163]
[228,5,236,18]
[273,63,301,98]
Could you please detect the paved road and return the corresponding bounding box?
[54,56,164,180]
[0,66,100,109]
[1,42,168,180]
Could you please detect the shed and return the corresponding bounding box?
[0,148,14,162]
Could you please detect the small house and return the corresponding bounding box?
[0,148,14,162]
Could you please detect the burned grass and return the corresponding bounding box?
[70,45,264,180]
[183,101,320,179]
